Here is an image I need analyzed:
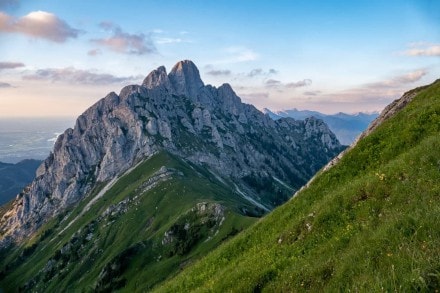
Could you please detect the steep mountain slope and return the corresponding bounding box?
[156,80,440,292]
[0,159,41,205]
[0,152,258,291]
[0,60,343,291]
[264,108,378,145]
[0,61,343,247]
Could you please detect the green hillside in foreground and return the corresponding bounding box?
[0,152,258,292]
[156,81,440,292]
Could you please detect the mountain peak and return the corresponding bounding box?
[168,60,204,98]
[142,65,172,90]
[0,59,343,250]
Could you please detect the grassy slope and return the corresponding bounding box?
[0,152,257,292]
[156,82,440,292]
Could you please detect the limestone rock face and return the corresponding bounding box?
[168,60,204,99]
[0,60,344,246]
[142,66,172,91]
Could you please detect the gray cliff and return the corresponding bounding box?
[0,60,344,245]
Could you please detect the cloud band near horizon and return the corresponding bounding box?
[22,67,142,85]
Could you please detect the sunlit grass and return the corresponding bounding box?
[155,81,440,292]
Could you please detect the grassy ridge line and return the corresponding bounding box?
[154,80,440,292]
[0,152,258,291]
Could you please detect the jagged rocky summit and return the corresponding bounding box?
[0,60,344,246]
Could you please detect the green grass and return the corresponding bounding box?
[2,81,439,292]
[154,81,440,292]
[0,152,257,292]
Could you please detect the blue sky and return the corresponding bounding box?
[0,0,439,117]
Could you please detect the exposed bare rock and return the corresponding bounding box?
[0,60,343,247]
[142,66,172,91]
[168,60,204,99]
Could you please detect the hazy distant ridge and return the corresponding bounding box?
[0,159,41,205]
[263,108,378,145]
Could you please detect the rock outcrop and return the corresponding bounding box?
[0,60,344,246]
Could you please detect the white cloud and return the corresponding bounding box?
[265,78,312,89]
[366,69,427,88]
[91,22,156,55]
[22,67,142,85]
[402,44,440,57]
[317,69,429,106]
[152,29,191,45]
[213,47,259,64]
[225,47,258,62]
[155,37,183,44]
[393,70,427,83]
[0,11,79,43]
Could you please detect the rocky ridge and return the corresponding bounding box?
[263,108,378,145]
[0,60,343,246]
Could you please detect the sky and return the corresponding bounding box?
[0,0,439,117]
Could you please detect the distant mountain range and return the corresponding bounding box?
[263,108,378,145]
[0,159,41,205]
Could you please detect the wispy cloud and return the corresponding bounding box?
[22,67,142,85]
[240,92,269,100]
[248,68,263,77]
[365,69,427,89]
[265,78,312,89]
[206,69,231,76]
[0,81,12,88]
[319,69,429,106]
[0,11,80,42]
[286,79,312,88]
[151,29,191,45]
[226,47,258,62]
[247,68,278,78]
[303,90,321,96]
[155,37,184,44]
[213,46,259,64]
[91,22,156,55]
[0,61,24,70]
[87,49,102,56]
[402,44,440,57]
[265,79,282,87]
